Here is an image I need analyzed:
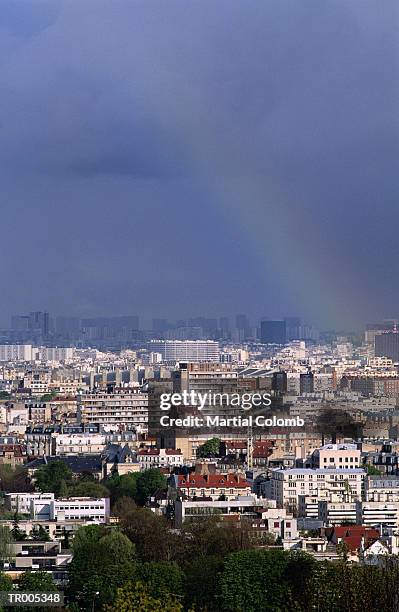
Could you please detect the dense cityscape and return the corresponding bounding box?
[1,1,398,610]
[1,313,399,608]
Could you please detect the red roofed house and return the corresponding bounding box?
[325,525,388,562]
[173,472,252,500]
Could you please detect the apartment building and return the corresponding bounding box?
[173,473,252,501]
[149,340,220,362]
[365,475,399,502]
[7,541,72,574]
[174,496,272,528]
[5,493,55,516]
[269,468,365,509]
[311,444,361,469]
[318,500,357,525]
[259,507,298,540]
[54,433,108,455]
[34,347,75,362]
[356,501,399,529]
[137,448,183,470]
[78,387,148,429]
[5,493,110,523]
[0,345,32,362]
[51,498,110,522]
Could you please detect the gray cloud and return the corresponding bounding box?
[0,1,398,328]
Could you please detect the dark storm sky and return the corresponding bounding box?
[0,1,398,330]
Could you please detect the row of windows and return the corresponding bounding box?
[189,488,237,495]
[323,457,358,463]
[56,505,104,510]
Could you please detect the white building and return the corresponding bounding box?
[174,496,276,528]
[298,495,321,519]
[0,404,29,427]
[78,388,148,429]
[260,507,298,540]
[318,500,357,525]
[269,468,365,509]
[149,340,220,362]
[5,492,54,516]
[5,493,110,523]
[51,497,110,522]
[34,347,75,362]
[311,444,361,470]
[54,433,109,455]
[0,345,32,362]
[356,501,399,529]
[137,448,183,470]
[365,475,399,502]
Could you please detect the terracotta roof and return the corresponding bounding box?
[333,526,380,552]
[177,474,250,488]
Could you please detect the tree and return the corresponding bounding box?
[19,571,58,592]
[0,526,14,564]
[35,461,73,496]
[137,561,184,600]
[135,469,166,505]
[11,515,26,542]
[220,549,290,611]
[68,481,109,498]
[0,465,32,493]
[106,472,139,504]
[120,506,176,562]
[336,541,349,562]
[282,551,319,611]
[182,517,254,561]
[40,392,57,402]
[0,572,13,591]
[184,555,223,611]
[71,524,105,554]
[68,527,136,609]
[366,464,381,475]
[103,581,183,612]
[61,527,70,550]
[31,525,50,542]
[58,479,69,498]
[197,437,221,458]
[260,531,276,545]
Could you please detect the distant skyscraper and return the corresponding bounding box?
[260,320,286,344]
[152,319,168,334]
[29,311,50,337]
[375,332,399,362]
[219,317,230,338]
[235,314,250,341]
[285,317,301,341]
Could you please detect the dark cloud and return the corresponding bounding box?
[0,1,398,328]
